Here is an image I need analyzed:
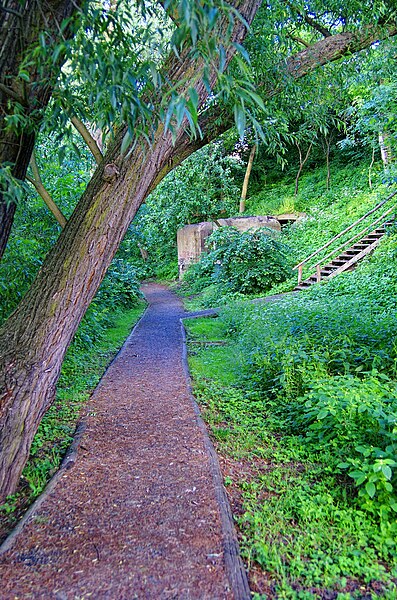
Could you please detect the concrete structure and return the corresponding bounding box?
[177,215,282,278]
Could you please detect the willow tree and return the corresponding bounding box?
[0,0,85,259]
[0,0,396,500]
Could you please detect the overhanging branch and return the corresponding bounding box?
[194,23,397,149]
[71,116,103,165]
[28,151,68,228]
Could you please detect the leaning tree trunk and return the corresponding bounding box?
[0,0,83,260]
[0,0,261,501]
[0,11,396,501]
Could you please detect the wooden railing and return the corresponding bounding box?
[294,189,397,285]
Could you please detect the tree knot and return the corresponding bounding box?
[103,163,120,182]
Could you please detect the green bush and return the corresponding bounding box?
[287,375,397,518]
[184,226,292,300]
[95,259,141,308]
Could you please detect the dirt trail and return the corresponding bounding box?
[0,283,249,599]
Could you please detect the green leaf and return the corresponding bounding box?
[317,409,329,419]
[349,470,367,485]
[243,88,265,112]
[188,88,199,111]
[355,445,371,456]
[382,465,393,480]
[52,43,66,64]
[233,103,246,140]
[18,70,30,82]
[120,129,133,156]
[175,99,186,128]
[232,42,251,64]
[365,482,376,498]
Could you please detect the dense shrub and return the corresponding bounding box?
[289,375,397,518]
[95,259,141,309]
[184,226,292,301]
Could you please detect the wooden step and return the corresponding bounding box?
[294,215,394,292]
[338,253,358,259]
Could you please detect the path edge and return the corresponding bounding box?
[180,317,251,600]
[0,420,87,556]
[0,302,149,557]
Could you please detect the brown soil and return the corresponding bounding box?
[0,284,249,599]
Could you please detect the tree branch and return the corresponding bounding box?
[284,25,397,81]
[28,151,68,228]
[0,83,26,104]
[285,1,332,38]
[288,34,310,48]
[302,13,332,38]
[239,144,256,212]
[71,116,103,165]
[184,23,397,162]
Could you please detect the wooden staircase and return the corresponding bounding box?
[293,190,397,291]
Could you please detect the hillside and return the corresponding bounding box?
[182,159,397,598]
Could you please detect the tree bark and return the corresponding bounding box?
[321,132,333,190]
[284,26,397,81]
[379,131,393,167]
[0,0,82,260]
[0,9,396,500]
[368,146,376,189]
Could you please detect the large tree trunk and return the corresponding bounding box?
[0,11,396,500]
[0,0,82,260]
[0,0,261,500]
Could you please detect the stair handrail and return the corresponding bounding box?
[294,189,397,283]
[308,205,395,281]
[294,189,397,271]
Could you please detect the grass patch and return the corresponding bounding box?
[0,300,146,543]
[185,316,228,342]
[185,318,240,386]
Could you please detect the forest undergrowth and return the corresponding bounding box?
[185,231,397,599]
[181,153,397,598]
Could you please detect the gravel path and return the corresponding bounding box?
[0,283,249,599]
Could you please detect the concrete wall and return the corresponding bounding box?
[177,215,281,278]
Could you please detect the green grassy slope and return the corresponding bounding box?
[183,157,397,598]
[248,160,394,267]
